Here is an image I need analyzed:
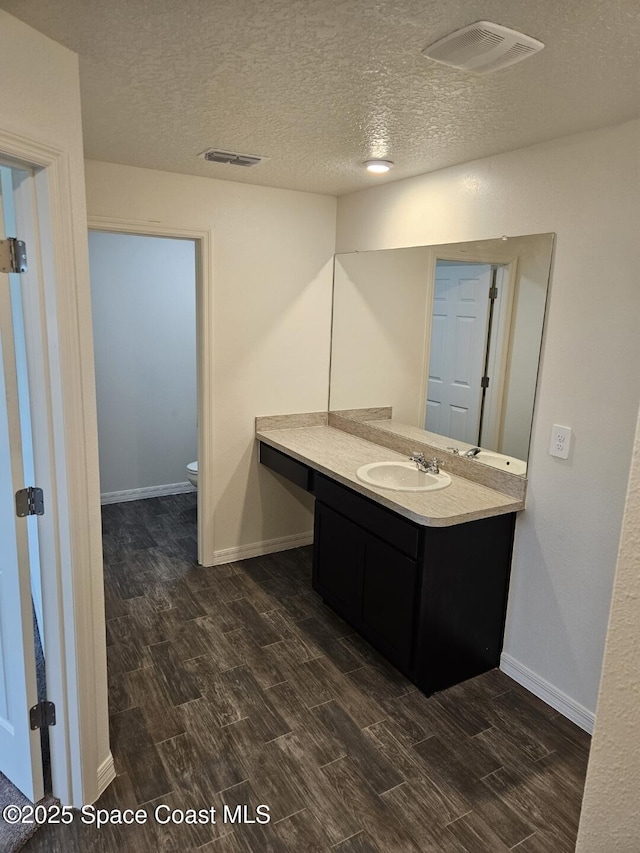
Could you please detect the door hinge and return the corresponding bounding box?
[488,284,498,300]
[30,701,56,731]
[481,376,490,389]
[0,238,28,274]
[15,487,44,517]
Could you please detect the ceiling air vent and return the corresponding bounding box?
[199,148,263,167]
[422,21,544,74]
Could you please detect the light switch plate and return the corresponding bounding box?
[549,424,571,459]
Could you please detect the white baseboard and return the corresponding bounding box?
[500,653,595,734]
[101,481,196,505]
[96,753,116,798]
[211,531,313,566]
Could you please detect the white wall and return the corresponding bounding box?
[89,231,197,494]
[0,11,108,804]
[85,160,336,554]
[576,403,640,850]
[330,247,431,422]
[336,120,640,718]
[500,237,552,460]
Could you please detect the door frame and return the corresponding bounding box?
[418,248,517,449]
[0,165,45,802]
[0,129,108,806]
[481,263,517,450]
[88,217,215,566]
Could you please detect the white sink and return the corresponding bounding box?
[476,451,527,476]
[356,461,452,492]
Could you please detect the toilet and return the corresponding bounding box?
[187,461,198,488]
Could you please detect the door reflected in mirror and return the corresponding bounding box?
[329,234,554,477]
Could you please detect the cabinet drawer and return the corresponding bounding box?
[314,474,420,559]
[259,443,314,492]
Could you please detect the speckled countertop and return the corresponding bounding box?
[256,424,524,527]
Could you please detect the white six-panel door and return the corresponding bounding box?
[425,263,491,444]
[0,171,44,802]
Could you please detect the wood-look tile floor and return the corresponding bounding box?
[25,494,590,852]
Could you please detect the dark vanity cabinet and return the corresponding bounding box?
[259,442,516,696]
[313,477,420,676]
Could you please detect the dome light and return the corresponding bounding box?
[365,159,393,174]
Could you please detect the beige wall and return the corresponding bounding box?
[0,11,108,803]
[330,247,431,422]
[576,403,640,850]
[336,120,640,720]
[85,160,336,556]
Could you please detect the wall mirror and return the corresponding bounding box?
[329,233,554,477]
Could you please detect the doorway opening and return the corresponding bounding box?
[89,218,214,566]
[89,231,197,486]
[88,231,199,564]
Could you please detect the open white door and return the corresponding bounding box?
[425,263,492,443]
[0,171,44,803]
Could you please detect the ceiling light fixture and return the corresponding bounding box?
[365,159,393,174]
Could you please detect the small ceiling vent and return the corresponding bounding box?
[199,148,263,167]
[422,21,544,74]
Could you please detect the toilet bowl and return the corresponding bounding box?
[187,461,198,488]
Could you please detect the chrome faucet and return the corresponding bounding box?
[409,452,442,474]
[463,447,481,458]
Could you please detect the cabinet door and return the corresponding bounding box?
[360,533,418,675]
[312,502,362,624]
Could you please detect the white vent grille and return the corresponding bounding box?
[422,21,544,74]
[199,148,263,167]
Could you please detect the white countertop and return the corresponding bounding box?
[257,425,523,527]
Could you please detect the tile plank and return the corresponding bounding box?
[382,779,469,840]
[219,780,290,853]
[217,665,292,742]
[126,665,187,743]
[413,736,534,849]
[123,742,174,805]
[226,597,282,647]
[292,657,386,729]
[332,831,383,852]
[270,732,363,845]
[321,757,423,853]
[223,718,307,822]
[446,810,513,853]
[312,700,403,794]
[148,640,202,706]
[294,616,361,672]
[273,807,333,852]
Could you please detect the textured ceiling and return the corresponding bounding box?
[2,0,639,195]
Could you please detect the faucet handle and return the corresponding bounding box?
[447,446,460,455]
[428,457,442,474]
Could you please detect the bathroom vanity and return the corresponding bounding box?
[257,423,521,696]
[254,233,551,696]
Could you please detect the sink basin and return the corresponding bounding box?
[356,461,452,492]
[476,451,527,476]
